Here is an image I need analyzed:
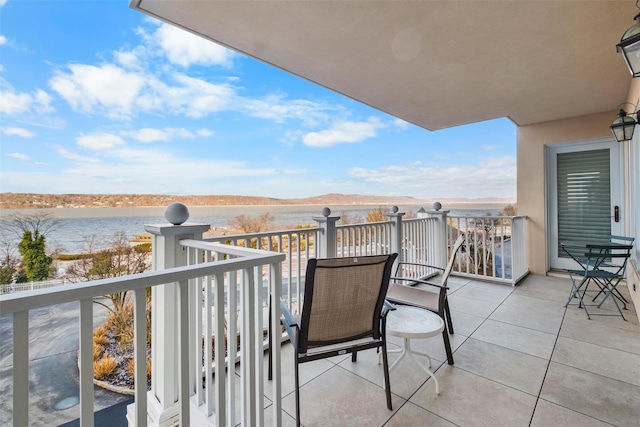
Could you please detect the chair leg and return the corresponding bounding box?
[441,327,454,365]
[352,351,358,362]
[381,341,393,410]
[268,300,272,381]
[294,357,301,427]
[444,300,454,335]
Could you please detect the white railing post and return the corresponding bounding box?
[313,207,340,258]
[128,203,209,427]
[426,202,449,269]
[386,206,405,266]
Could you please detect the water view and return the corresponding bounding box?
[1,204,505,254]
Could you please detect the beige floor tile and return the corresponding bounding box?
[489,294,565,334]
[449,310,485,337]
[540,362,640,427]
[471,319,557,359]
[452,284,512,304]
[464,280,516,294]
[281,365,403,426]
[258,403,298,427]
[552,336,640,386]
[411,365,537,427]
[262,342,337,400]
[385,402,456,427]
[514,281,573,303]
[559,315,640,355]
[454,338,548,395]
[336,343,434,400]
[448,294,500,318]
[530,399,613,427]
[562,307,640,333]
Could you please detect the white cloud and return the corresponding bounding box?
[0,78,54,115]
[348,156,516,198]
[76,133,126,150]
[56,147,101,163]
[0,1,6,7]
[1,127,35,137]
[7,152,30,161]
[121,127,213,143]
[242,95,334,126]
[49,64,144,118]
[154,23,233,68]
[303,118,385,147]
[0,35,7,45]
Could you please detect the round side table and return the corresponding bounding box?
[382,305,445,394]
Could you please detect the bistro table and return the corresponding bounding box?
[381,305,445,394]
[561,240,633,320]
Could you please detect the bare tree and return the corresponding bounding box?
[3,211,59,239]
[228,212,275,233]
[65,231,150,315]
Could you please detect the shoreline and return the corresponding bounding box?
[0,202,511,220]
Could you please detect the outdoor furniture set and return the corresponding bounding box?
[270,234,465,426]
[562,235,634,320]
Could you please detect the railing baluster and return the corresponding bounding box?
[133,287,147,427]
[79,299,94,427]
[205,272,214,415]
[213,272,226,426]
[13,310,28,427]
[178,279,190,427]
[241,268,257,425]
[227,267,238,426]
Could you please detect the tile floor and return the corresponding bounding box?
[265,274,640,427]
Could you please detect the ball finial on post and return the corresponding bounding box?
[321,207,332,217]
[165,202,190,225]
[432,202,442,212]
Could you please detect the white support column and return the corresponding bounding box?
[386,206,405,263]
[426,202,450,269]
[313,207,340,258]
[127,203,209,427]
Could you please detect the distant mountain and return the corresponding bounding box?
[0,192,515,210]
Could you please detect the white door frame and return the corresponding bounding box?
[546,137,625,271]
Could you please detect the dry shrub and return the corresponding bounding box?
[93,330,109,346]
[126,356,152,380]
[94,356,117,379]
[94,324,109,336]
[93,343,104,361]
[105,303,135,346]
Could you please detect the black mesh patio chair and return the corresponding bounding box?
[276,253,397,426]
[385,234,465,365]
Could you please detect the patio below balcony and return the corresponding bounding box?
[268,273,639,426]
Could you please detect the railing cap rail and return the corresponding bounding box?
[0,250,285,315]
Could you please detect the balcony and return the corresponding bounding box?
[1,207,638,426]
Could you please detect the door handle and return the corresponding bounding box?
[614,206,619,223]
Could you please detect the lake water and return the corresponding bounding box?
[0,204,504,254]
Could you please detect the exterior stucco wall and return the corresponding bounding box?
[517,111,615,275]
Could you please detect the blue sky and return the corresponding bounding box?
[0,0,516,199]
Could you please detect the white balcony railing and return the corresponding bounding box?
[447,215,528,285]
[0,232,285,427]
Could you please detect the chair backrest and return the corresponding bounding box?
[298,253,397,353]
[439,234,465,286]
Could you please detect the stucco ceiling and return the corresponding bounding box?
[130,0,635,130]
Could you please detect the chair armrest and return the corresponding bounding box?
[396,261,445,272]
[391,276,449,290]
[279,300,297,328]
